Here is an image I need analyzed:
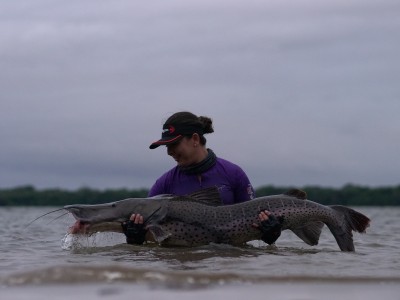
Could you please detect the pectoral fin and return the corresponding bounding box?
[147,225,172,243]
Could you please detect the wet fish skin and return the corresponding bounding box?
[163,193,370,250]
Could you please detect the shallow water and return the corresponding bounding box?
[1,206,399,292]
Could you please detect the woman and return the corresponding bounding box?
[122,112,282,245]
[148,111,255,204]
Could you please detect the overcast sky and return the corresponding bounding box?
[1,0,399,190]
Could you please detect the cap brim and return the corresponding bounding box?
[149,135,183,149]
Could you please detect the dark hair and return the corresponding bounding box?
[165,111,214,145]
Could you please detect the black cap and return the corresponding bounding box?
[149,123,204,149]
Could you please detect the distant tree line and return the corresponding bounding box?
[0,186,148,206]
[0,184,399,206]
[256,184,400,206]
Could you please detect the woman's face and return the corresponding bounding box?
[166,136,198,167]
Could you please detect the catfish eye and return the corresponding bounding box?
[111,204,116,208]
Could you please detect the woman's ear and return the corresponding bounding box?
[192,133,201,145]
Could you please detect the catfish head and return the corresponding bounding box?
[64,197,169,234]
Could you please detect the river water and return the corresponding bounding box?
[0,206,399,299]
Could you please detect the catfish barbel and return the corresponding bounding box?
[65,187,370,251]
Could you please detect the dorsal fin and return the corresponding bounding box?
[284,189,307,200]
[171,186,223,206]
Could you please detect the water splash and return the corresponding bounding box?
[61,232,126,250]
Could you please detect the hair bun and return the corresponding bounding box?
[198,116,214,134]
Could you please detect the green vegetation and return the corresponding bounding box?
[0,186,148,206]
[0,184,399,206]
[256,184,400,206]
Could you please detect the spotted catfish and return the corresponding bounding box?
[65,187,370,251]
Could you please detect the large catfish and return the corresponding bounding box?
[65,187,370,251]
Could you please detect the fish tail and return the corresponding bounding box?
[327,206,370,252]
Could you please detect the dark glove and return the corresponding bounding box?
[259,215,284,245]
[121,220,146,245]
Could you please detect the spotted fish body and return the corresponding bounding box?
[65,188,370,251]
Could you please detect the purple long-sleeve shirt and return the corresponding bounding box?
[148,157,255,205]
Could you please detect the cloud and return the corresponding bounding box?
[1,0,399,189]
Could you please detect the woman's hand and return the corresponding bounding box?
[252,210,284,245]
[121,214,146,245]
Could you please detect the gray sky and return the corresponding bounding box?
[1,0,399,190]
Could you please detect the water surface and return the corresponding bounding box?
[1,207,399,294]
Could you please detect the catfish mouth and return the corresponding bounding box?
[68,220,123,234]
[69,220,91,234]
